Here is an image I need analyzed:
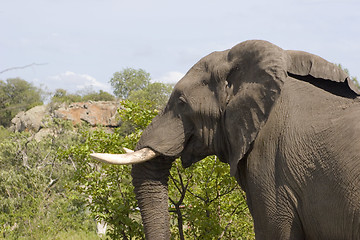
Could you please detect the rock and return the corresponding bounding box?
[10,105,47,132]
[34,128,53,142]
[54,101,120,127]
[10,101,121,135]
[10,111,25,132]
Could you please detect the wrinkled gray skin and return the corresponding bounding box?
[132,40,360,239]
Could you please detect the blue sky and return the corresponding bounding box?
[1,0,359,95]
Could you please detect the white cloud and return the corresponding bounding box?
[154,71,185,84]
[48,71,111,92]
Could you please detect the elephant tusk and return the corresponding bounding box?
[123,147,134,153]
[90,147,158,165]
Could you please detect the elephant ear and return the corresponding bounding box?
[286,50,360,95]
[223,40,288,176]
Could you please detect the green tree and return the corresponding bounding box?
[0,119,96,239]
[109,68,173,109]
[82,90,115,101]
[50,89,116,108]
[129,82,173,109]
[50,88,82,104]
[110,68,151,99]
[0,78,43,127]
[168,157,254,239]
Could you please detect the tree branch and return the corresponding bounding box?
[217,200,245,240]
[0,63,48,74]
[169,172,182,194]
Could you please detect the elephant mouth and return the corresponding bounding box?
[89,113,215,168]
[179,134,214,168]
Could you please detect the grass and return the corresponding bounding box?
[0,230,104,240]
[46,230,103,240]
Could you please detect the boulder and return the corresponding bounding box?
[54,101,120,127]
[10,101,121,134]
[34,128,53,142]
[10,105,47,132]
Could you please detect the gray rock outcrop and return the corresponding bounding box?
[53,101,119,127]
[10,105,48,132]
[10,101,121,134]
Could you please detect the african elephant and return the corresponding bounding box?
[91,40,360,239]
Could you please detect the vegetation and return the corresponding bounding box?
[110,68,151,99]
[0,70,176,239]
[61,101,150,239]
[0,120,96,239]
[168,157,254,239]
[0,77,116,128]
[82,90,115,102]
[128,82,173,109]
[110,67,173,108]
[0,78,44,127]
[51,89,115,105]
[50,88,83,104]
[0,77,117,239]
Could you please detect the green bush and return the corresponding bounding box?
[0,120,96,239]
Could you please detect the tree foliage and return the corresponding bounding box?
[0,119,96,239]
[109,68,173,109]
[82,90,115,102]
[128,82,173,109]
[51,88,115,105]
[0,78,44,127]
[110,68,151,99]
[168,158,254,239]
[61,101,150,239]
[51,88,82,104]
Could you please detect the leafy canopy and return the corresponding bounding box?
[110,68,151,99]
[0,119,96,239]
[51,88,115,105]
[109,68,173,109]
[0,78,44,127]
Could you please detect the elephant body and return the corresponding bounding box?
[94,40,360,239]
[238,76,360,239]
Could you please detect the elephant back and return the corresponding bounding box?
[286,50,360,96]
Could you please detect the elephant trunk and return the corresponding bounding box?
[131,156,174,239]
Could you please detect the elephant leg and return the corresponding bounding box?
[246,184,305,240]
[275,187,305,240]
[252,209,305,240]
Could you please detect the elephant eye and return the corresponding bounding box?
[178,96,187,105]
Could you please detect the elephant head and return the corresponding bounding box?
[91,40,357,239]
